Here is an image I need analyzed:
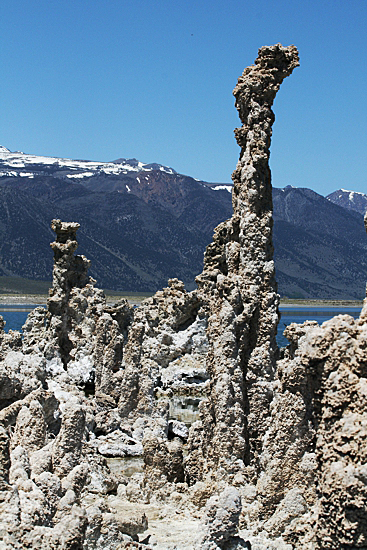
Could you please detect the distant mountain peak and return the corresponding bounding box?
[327,188,367,216]
[112,157,177,174]
[113,157,140,166]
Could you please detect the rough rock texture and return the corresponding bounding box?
[0,44,366,550]
[279,308,367,548]
[118,278,206,420]
[0,221,150,549]
[186,44,299,482]
[195,487,250,549]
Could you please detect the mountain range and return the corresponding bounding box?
[0,146,366,299]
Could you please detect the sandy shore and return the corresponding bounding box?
[0,294,363,309]
[0,294,149,307]
[0,295,48,305]
[280,300,363,308]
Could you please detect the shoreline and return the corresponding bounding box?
[280,301,363,308]
[0,294,363,309]
[0,293,149,307]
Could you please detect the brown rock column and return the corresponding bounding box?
[47,219,94,367]
[186,44,299,481]
[48,219,91,304]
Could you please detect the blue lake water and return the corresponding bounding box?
[0,306,45,333]
[0,305,362,347]
[277,307,362,347]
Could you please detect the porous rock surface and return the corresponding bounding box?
[0,44,366,549]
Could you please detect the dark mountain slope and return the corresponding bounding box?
[0,184,148,289]
[273,187,366,245]
[81,170,233,238]
[274,219,367,298]
[272,187,367,299]
[0,147,366,298]
[57,189,209,290]
[0,186,56,279]
[0,175,91,202]
[0,176,210,291]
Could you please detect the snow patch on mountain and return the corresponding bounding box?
[66,172,95,179]
[340,188,366,201]
[211,185,233,193]
[0,146,177,179]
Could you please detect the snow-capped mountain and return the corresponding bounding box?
[0,145,177,179]
[327,188,367,217]
[0,144,234,293]
[0,144,366,299]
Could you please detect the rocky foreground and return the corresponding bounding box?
[0,44,366,549]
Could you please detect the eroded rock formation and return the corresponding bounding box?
[185,43,299,485]
[0,44,366,549]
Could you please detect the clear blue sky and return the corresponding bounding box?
[1,0,366,196]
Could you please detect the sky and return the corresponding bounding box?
[1,0,367,196]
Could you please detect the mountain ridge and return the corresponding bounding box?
[0,146,366,299]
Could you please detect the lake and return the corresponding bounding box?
[0,305,362,347]
[277,307,362,347]
[0,305,46,333]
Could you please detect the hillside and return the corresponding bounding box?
[273,187,367,298]
[0,147,366,298]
